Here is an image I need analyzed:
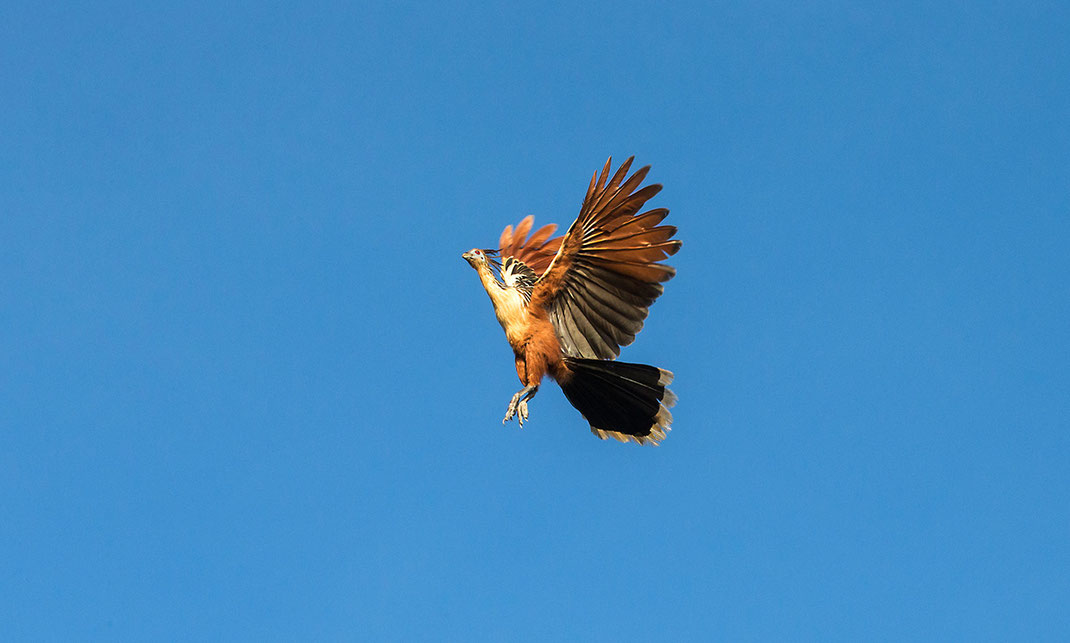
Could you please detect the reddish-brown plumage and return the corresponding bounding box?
[512,311,572,387]
[464,156,679,444]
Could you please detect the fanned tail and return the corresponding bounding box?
[559,357,676,445]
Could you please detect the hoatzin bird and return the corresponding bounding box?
[462,157,681,444]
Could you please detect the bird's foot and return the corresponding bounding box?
[503,391,522,426]
[503,385,537,429]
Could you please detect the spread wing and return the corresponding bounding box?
[532,157,680,360]
[499,215,563,277]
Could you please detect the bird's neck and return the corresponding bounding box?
[476,265,527,345]
[474,265,503,302]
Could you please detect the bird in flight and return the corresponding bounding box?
[462,157,681,445]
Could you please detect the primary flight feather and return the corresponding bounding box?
[462,157,681,445]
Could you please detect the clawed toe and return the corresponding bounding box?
[503,392,521,424]
[502,386,536,429]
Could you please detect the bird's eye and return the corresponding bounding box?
[474,250,482,256]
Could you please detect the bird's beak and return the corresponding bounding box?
[462,251,473,262]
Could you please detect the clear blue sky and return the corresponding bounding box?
[2,2,1068,640]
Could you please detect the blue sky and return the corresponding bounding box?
[2,1,1068,640]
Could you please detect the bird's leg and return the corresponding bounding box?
[503,385,539,427]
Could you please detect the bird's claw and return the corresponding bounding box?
[503,392,528,428]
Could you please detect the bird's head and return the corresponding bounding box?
[462,248,496,269]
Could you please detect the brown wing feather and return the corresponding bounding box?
[499,224,514,255]
[498,215,562,277]
[532,157,680,360]
[509,216,533,258]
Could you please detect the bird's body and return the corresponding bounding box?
[463,157,680,444]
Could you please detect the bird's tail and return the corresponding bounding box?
[559,357,676,445]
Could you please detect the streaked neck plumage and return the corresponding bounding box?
[475,264,527,346]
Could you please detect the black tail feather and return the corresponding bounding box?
[559,357,675,445]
